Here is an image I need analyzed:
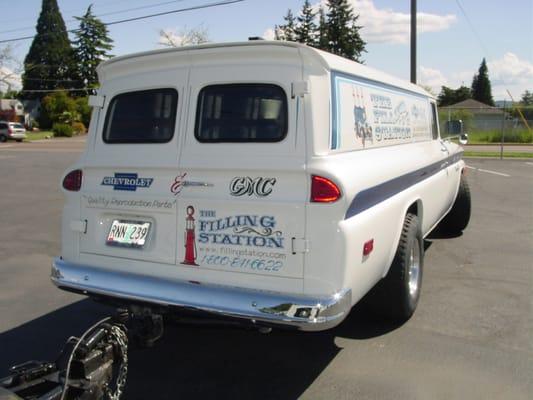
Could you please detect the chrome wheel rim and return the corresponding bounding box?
[408,239,421,297]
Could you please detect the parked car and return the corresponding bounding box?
[0,121,27,142]
[51,41,471,332]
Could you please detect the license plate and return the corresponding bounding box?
[106,220,151,248]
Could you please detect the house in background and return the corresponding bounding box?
[22,100,41,128]
[440,99,506,130]
[0,99,25,123]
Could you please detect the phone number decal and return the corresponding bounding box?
[200,255,283,272]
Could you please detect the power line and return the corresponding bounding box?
[18,88,92,93]
[0,0,190,36]
[0,0,245,44]
[454,0,491,58]
[454,0,515,99]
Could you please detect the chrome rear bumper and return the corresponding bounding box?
[51,257,352,332]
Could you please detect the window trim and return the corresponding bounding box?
[102,88,178,144]
[194,83,289,143]
[430,102,440,140]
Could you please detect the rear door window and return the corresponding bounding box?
[103,88,178,143]
[195,84,288,142]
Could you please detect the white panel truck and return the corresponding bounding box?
[51,41,471,334]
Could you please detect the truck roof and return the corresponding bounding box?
[98,41,432,99]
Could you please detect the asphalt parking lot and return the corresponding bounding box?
[0,139,531,399]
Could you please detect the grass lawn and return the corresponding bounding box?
[24,131,54,141]
[464,151,533,158]
[462,129,532,144]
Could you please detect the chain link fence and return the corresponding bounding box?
[438,105,532,144]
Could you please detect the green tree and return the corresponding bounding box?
[520,90,533,106]
[471,58,494,106]
[22,0,78,99]
[294,0,317,46]
[275,9,297,41]
[326,0,366,62]
[39,90,79,129]
[75,96,92,127]
[317,7,329,51]
[437,85,472,107]
[73,5,114,91]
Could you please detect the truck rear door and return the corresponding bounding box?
[175,49,307,291]
[79,65,188,267]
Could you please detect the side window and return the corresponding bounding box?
[430,102,439,140]
[195,84,288,143]
[103,88,178,144]
[0,123,7,130]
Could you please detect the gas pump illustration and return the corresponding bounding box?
[352,86,373,146]
[182,205,199,266]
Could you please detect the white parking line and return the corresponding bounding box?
[526,162,533,166]
[0,145,13,150]
[465,164,510,177]
[477,168,510,177]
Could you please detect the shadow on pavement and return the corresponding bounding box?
[0,299,402,399]
[427,226,464,240]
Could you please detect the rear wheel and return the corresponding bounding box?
[369,213,423,322]
[0,135,6,143]
[439,175,471,234]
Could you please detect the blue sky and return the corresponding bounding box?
[2,0,532,100]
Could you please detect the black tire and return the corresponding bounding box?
[16,139,23,142]
[0,135,6,143]
[368,213,423,322]
[439,175,471,234]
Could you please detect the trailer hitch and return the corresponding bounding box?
[0,312,131,400]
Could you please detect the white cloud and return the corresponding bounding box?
[262,28,276,41]
[487,53,533,99]
[419,66,447,94]
[309,0,456,44]
[0,66,21,92]
[420,53,533,99]
[488,52,533,86]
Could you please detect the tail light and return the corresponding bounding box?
[311,175,341,203]
[7,127,13,135]
[63,169,83,191]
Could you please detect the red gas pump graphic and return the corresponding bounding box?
[182,205,199,266]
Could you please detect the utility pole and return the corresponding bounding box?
[410,0,417,84]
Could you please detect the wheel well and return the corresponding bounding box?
[407,202,418,216]
[406,200,423,229]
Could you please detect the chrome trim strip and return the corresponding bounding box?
[51,258,352,332]
[183,181,214,187]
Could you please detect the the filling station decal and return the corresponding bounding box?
[181,206,286,273]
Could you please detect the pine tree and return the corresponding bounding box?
[294,0,317,46]
[326,0,366,62]
[276,9,297,41]
[22,0,78,99]
[471,58,494,106]
[73,5,114,91]
[317,7,329,51]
